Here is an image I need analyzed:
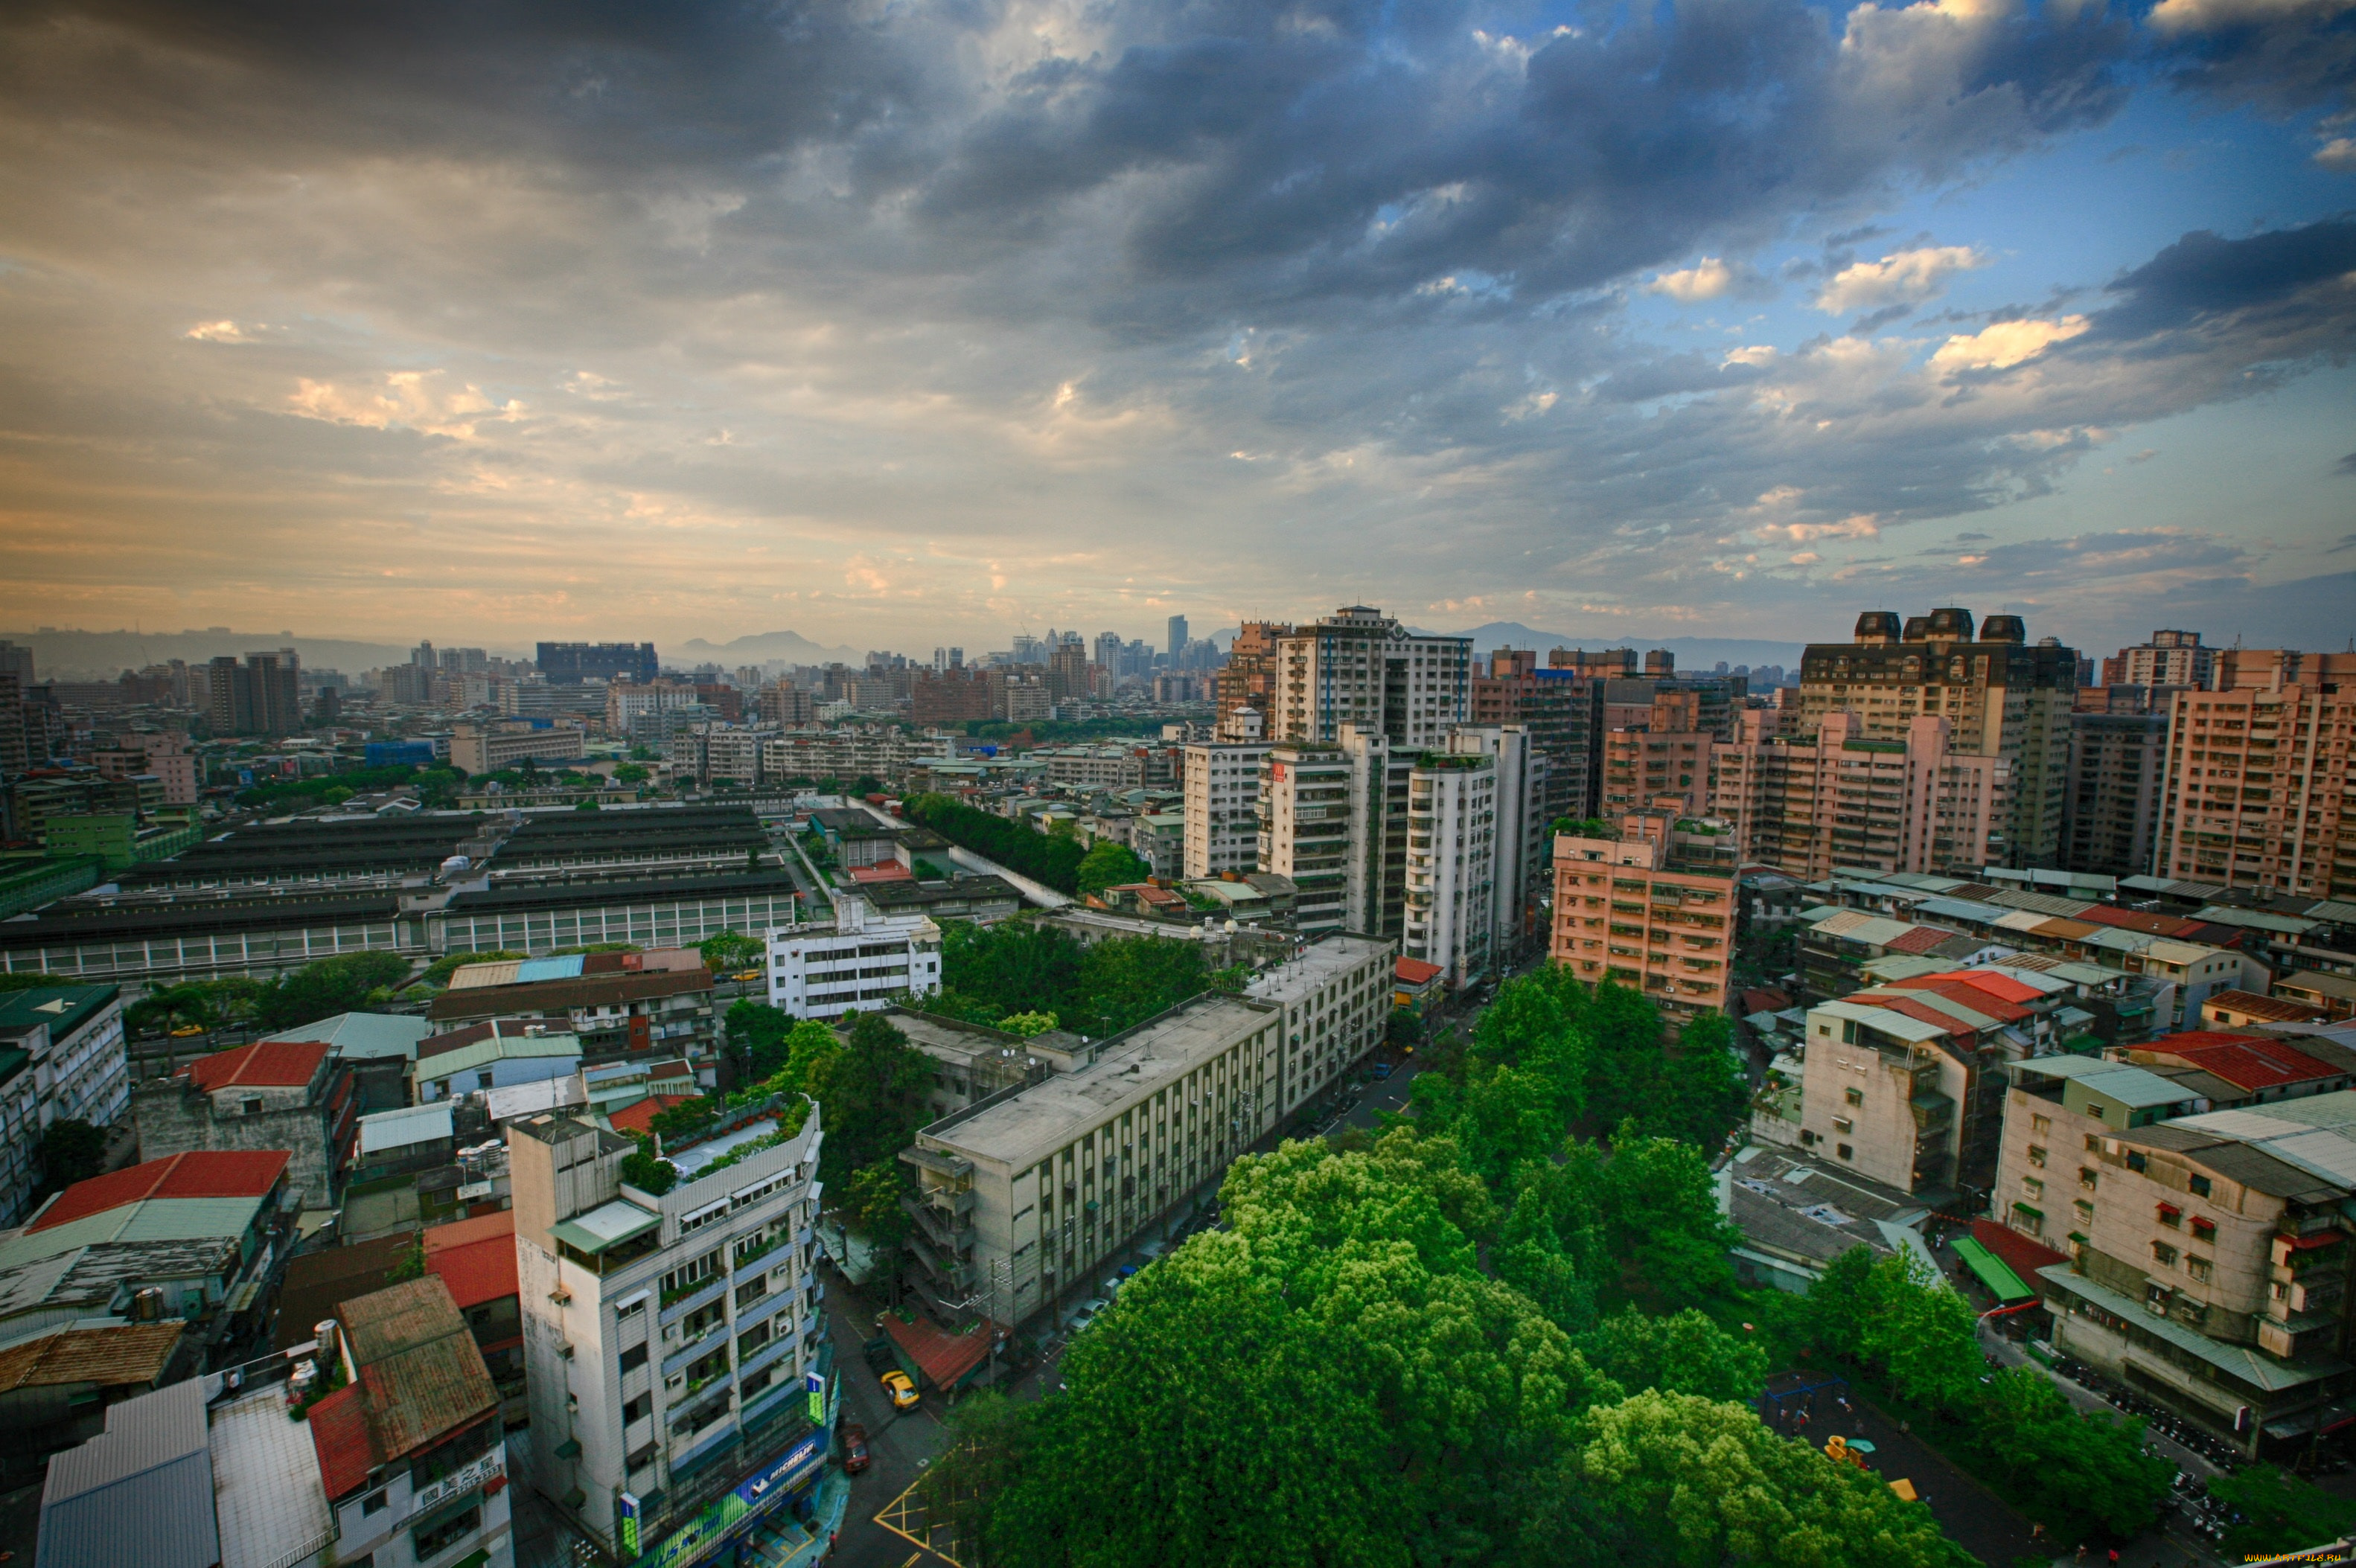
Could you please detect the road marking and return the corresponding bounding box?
[902,1554,923,1568]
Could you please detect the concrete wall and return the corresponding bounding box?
[133,1081,334,1208]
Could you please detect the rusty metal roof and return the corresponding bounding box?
[336,1276,496,1461]
[0,1322,182,1392]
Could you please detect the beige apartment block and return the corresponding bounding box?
[2154,665,2356,900]
[1709,711,2008,880]
[1183,742,1269,880]
[450,719,587,775]
[1549,816,1736,1026]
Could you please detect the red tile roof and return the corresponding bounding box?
[1859,995,1970,1036]
[1884,927,1960,955]
[184,1040,328,1093]
[29,1150,290,1232]
[1922,969,2044,1005]
[1972,1217,2070,1281]
[424,1211,518,1311]
[2164,1036,2336,1091]
[880,1311,999,1391]
[1886,978,2029,1023]
[607,1095,697,1139]
[306,1381,375,1500]
[1395,957,1445,986]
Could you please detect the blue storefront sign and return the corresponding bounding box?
[628,1429,831,1568]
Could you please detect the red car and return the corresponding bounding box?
[841,1424,871,1475]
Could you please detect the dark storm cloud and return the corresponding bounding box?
[2089,218,2356,339]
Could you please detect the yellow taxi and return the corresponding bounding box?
[880,1369,919,1410]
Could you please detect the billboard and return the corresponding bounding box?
[627,1428,830,1568]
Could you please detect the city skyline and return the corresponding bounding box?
[0,3,2349,656]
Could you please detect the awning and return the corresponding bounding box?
[1952,1237,2037,1302]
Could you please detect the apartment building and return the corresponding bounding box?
[1271,607,1471,747]
[689,726,772,787]
[1549,816,1737,1028]
[1797,608,2076,865]
[1708,711,2009,879]
[1600,725,1711,818]
[1996,1066,2356,1455]
[1403,752,1497,989]
[605,680,703,735]
[1258,740,1360,933]
[902,993,1280,1328]
[450,720,588,775]
[1246,935,1395,1116]
[2153,658,2356,900]
[427,965,720,1083]
[1182,742,1269,878]
[540,641,660,685]
[0,985,129,1226]
[1450,724,1548,959]
[511,1107,829,1561]
[1216,622,1292,732]
[1471,654,1600,823]
[765,894,942,1018]
[2103,630,2218,691]
[133,1038,355,1209]
[205,650,301,737]
[2060,711,2169,878]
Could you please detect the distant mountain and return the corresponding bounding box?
[677,630,861,664]
[0,628,445,681]
[1434,621,1806,675]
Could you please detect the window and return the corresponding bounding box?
[2027,1145,2047,1168]
[2021,1177,2044,1199]
[242,1097,264,1116]
[2189,1174,2212,1197]
[2031,1113,2052,1135]
[413,1505,482,1562]
[2152,1241,2177,1267]
[2186,1256,2212,1283]
[2011,1203,2043,1238]
[622,1392,651,1423]
[1844,1087,1864,1108]
[2079,1168,2098,1192]
[2075,1200,2095,1224]
[2157,1204,2181,1229]
[1833,1117,1854,1135]
[2191,1217,2217,1244]
[1836,1144,1854,1162]
[361,1489,389,1517]
[619,1345,648,1375]
[2085,1134,2103,1152]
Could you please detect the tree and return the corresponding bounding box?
[997,1010,1059,1037]
[699,929,764,976]
[1574,1307,1768,1404]
[621,1148,677,1195]
[1975,1367,2171,1543]
[1644,1011,1750,1153]
[2206,1464,2356,1561]
[1568,1390,1969,1568]
[842,1156,913,1246]
[614,762,650,784]
[724,998,793,1084]
[803,1012,931,1182]
[253,952,412,1031]
[385,1235,427,1281]
[1075,839,1152,896]
[1594,1124,1739,1311]
[34,1119,106,1196]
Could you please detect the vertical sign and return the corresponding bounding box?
[619,1491,642,1557]
[806,1368,825,1423]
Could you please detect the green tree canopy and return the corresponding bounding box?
[698,929,764,976]
[803,1012,931,1183]
[34,1119,107,1197]
[1074,839,1152,896]
[1574,1306,1768,1404]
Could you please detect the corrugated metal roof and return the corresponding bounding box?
[185,1040,328,1092]
[358,1102,454,1155]
[36,1377,217,1568]
[30,1151,288,1233]
[339,1276,497,1459]
[261,1010,434,1060]
[2194,905,2319,935]
[0,1322,182,1392]
[1986,890,2101,918]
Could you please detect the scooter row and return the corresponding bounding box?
[2050,1357,2245,1469]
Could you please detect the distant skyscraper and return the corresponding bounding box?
[1167,615,1189,660]
[411,641,434,668]
[537,641,659,685]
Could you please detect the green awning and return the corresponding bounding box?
[1953,1236,2037,1302]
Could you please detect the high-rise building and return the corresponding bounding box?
[1550,813,1737,1028]
[2102,630,2216,691]
[1472,653,1601,824]
[1402,750,1497,988]
[1796,608,2075,866]
[1047,639,1090,705]
[1166,615,1189,660]
[1551,647,1638,679]
[1271,606,1472,748]
[1183,741,1270,879]
[0,642,33,687]
[1094,631,1123,679]
[412,640,435,668]
[2152,650,2356,897]
[1600,723,1712,819]
[2060,711,2169,878]
[203,650,300,737]
[538,641,660,685]
[1214,621,1292,732]
[1708,711,2010,879]
[511,1108,829,1561]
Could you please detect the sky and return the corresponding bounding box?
[0,0,2351,660]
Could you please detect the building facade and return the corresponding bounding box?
[0,985,129,1226]
[1708,711,2008,880]
[2153,664,2356,899]
[1271,607,1472,748]
[1548,817,1737,1028]
[450,720,588,775]
[1247,935,1396,1117]
[2102,630,2217,691]
[2060,711,2168,878]
[1183,742,1271,880]
[764,896,942,1018]
[511,1107,828,1561]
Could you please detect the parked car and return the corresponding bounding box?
[880,1369,920,1409]
[1370,1063,1394,1080]
[862,1335,898,1375]
[841,1424,871,1474]
[1070,1296,1111,1334]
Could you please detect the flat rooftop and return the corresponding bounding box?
[1245,934,1392,1004]
[921,994,1274,1171]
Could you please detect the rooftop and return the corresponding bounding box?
[2158,1036,2338,1092]
[425,965,712,1022]
[0,1320,182,1392]
[2205,989,2332,1024]
[211,1382,333,1568]
[27,1151,288,1235]
[183,1040,328,1094]
[606,1093,697,1139]
[338,1276,498,1463]
[1245,934,1393,1005]
[35,1376,217,1568]
[548,1195,661,1255]
[0,985,120,1043]
[921,994,1274,1171]
[423,1209,519,1311]
[356,1102,454,1156]
[259,1011,432,1061]
[2011,1053,2200,1110]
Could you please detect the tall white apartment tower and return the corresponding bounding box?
[1272,607,1472,747]
[1448,724,1548,963]
[1183,741,1271,879]
[1404,751,1498,988]
[511,1107,831,1563]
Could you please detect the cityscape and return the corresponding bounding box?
[4,3,2355,1568]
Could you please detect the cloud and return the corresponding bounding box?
[184,320,257,343]
[2317,138,2356,171]
[1814,246,1988,314]
[287,371,525,439]
[1929,315,2090,371]
[1648,258,1735,302]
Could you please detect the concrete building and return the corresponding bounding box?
[2153,661,2356,900]
[1245,934,1395,1116]
[1549,816,1738,1028]
[450,720,587,776]
[307,1275,514,1568]
[1708,711,2009,880]
[1995,1072,2356,1456]
[2060,711,2169,878]
[1403,750,1497,989]
[510,1105,829,1561]
[902,993,1280,1328]
[0,985,129,1220]
[1600,724,1712,819]
[1472,652,1600,824]
[133,1040,355,1211]
[1797,609,2076,866]
[538,641,659,685]
[1257,739,1360,934]
[1184,742,1270,879]
[427,964,719,1083]
[410,1023,584,1102]
[1449,724,1548,962]
[2102,630,2217,691]
[1271,607,1472,748]
[765,895,942,1019]
[205,650,301,737]
[1214,622,1291,734]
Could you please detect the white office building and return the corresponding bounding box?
[1405,751,1498,989]
[1245,934,1395,1116]
[765,894,942,1018]
[1184,742,1271,880]
[1271,607,1472,747]
[511,1107,830,1563]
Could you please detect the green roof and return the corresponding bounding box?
[0,985,121,1043]
[1952,1236,2036,1302]
[0,1194,269,1270]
